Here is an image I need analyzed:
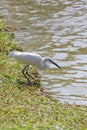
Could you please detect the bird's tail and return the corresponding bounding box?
[8,51,20,57]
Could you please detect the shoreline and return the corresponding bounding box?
[0,20,87,130]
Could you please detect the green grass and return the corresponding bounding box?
[0,20,87,130]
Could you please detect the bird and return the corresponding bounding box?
[9,51,61,84]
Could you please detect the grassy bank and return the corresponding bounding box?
[0,20,87,130]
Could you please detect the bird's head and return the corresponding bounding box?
[42,57,61,69]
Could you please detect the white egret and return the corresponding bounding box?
[9,51,61,83]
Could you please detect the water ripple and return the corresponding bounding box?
[0,0,87,105]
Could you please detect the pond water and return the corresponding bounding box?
[0,0,87,105]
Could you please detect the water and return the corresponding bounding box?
[0,0,87,105]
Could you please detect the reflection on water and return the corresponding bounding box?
[0,0,87,105]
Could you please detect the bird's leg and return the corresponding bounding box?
[26,66,35,80]
[22,65,31,84]
[26,66,40,85]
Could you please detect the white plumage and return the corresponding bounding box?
[9,51,61,83]
[9,51,42,68]
[9,51,61,70]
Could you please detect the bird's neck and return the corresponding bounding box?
[39,58,47,70]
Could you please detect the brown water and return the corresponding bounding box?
[0,0,87,105]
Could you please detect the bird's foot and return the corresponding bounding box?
[17,79,32,86]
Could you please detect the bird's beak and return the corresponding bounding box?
[50,59,61,69]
